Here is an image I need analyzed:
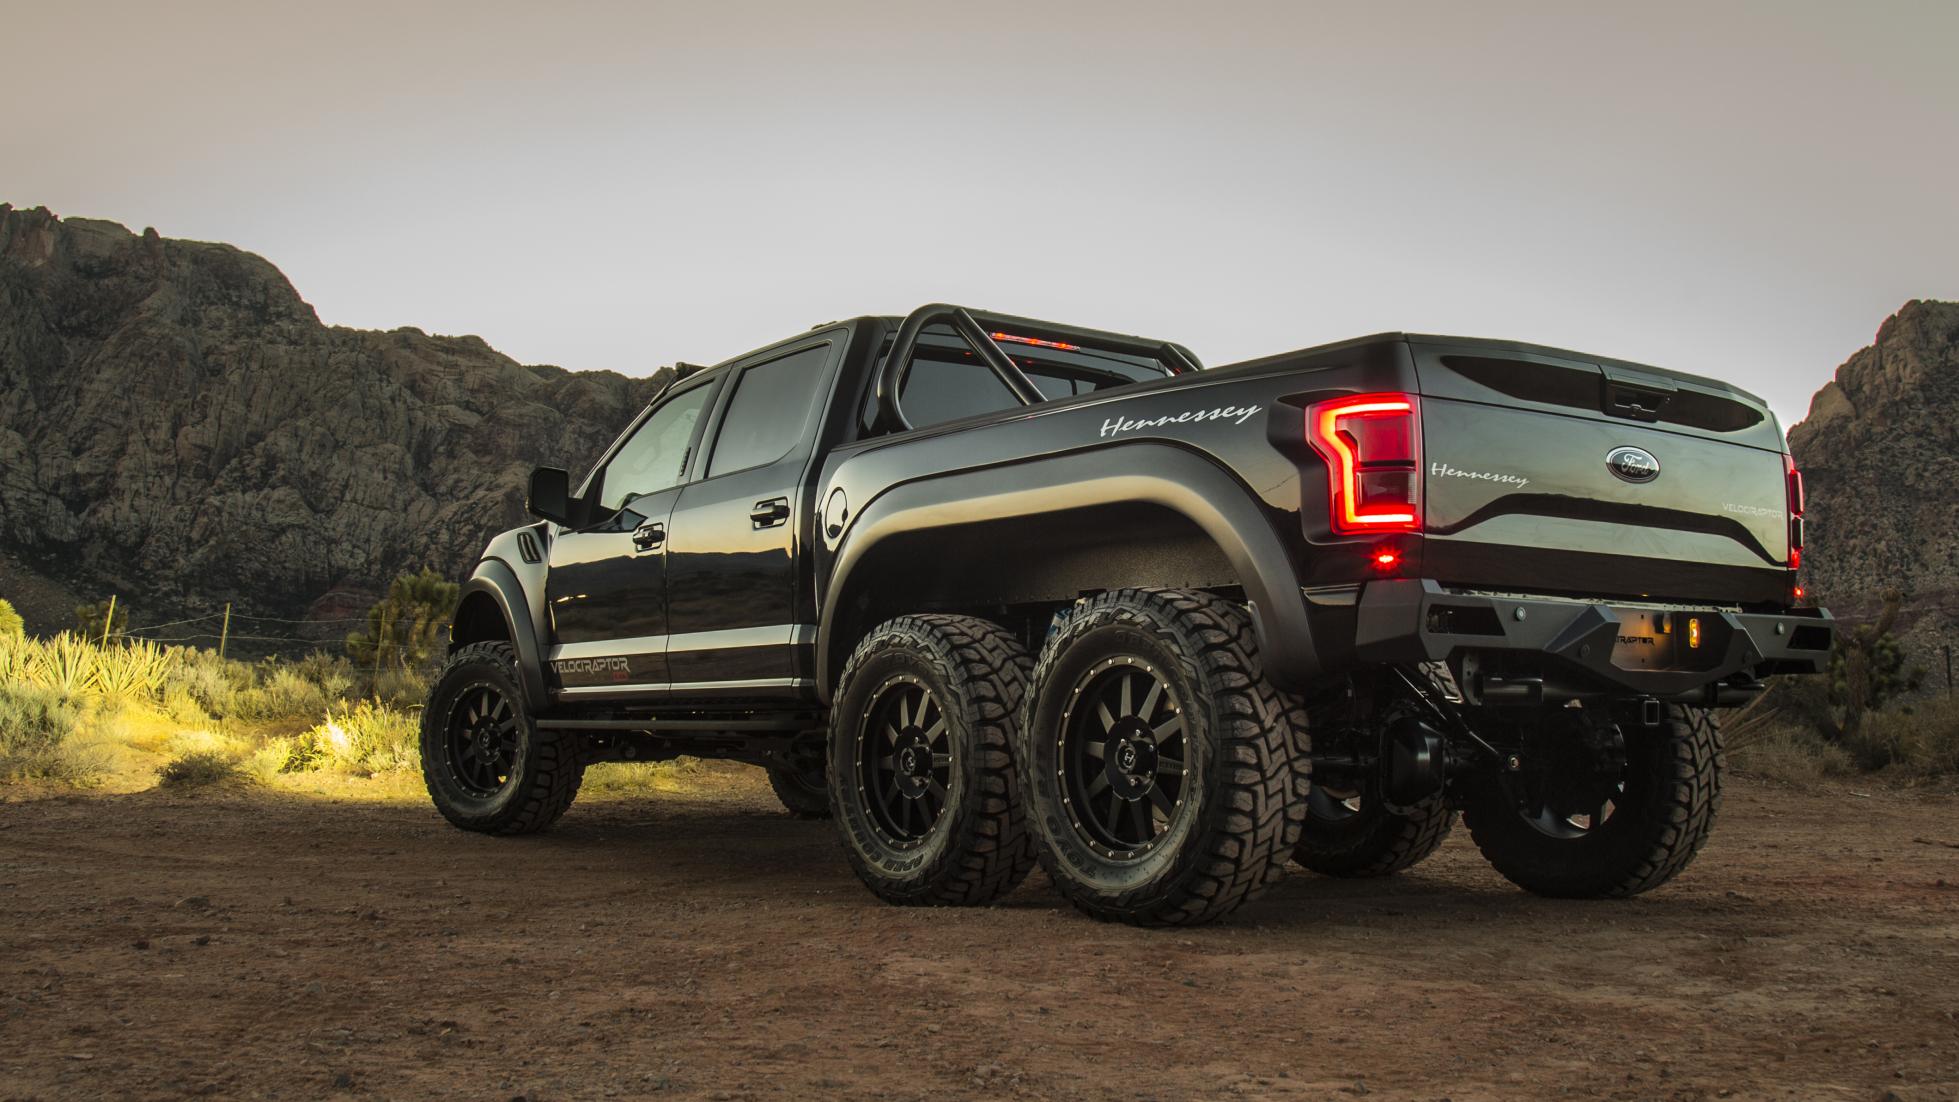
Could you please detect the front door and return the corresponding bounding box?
[664,340,838,693]
[545,373,720,693]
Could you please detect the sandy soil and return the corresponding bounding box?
[1,769,1955,1102]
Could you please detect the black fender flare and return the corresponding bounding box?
[455,557,550,709]
[816,443,1320,700]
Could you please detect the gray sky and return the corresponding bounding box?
[7,0,1955,424]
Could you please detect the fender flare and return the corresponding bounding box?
[455,557,550,708]
[816,443,1321,700]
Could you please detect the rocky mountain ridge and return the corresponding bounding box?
[1789,298,1959,671]
[0,204,666,639]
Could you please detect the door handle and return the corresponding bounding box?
[750,497,791,528]
[632,522,666,551]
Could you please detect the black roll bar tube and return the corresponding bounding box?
[872,303,1205,435]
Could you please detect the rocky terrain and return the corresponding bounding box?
[0,205,666,637]
[1789,299,1959,667]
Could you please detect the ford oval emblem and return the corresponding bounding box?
[1606,446,1660,483]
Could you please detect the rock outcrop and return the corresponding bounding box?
[0,204,666,636]
[1789,299,1959,670]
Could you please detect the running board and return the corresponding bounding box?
[534,716,815,733]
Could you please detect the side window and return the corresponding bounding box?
[705,344,831,477]
[596,381,716,510]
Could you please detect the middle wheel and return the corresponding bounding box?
[827,613,1037,907]
[1020,588,1308,926]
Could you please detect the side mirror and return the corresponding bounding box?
[526,467,575,526]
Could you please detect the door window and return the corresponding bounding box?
[595,381,716,511]
[705,344,831,477]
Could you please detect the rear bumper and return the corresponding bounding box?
[1332,579,1833,702]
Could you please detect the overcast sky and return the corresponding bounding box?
[7,0,1955,424]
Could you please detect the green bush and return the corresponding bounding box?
[158,750,251,788]
[347,569,458,672]
[0,598,23,638]
[0,683,103,784]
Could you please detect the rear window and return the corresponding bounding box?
[706,344,830,476]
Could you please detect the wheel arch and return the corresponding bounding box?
[450,557,549,708]
[816,443,1322,701]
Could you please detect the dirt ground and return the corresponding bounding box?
[1,769,1954,1102]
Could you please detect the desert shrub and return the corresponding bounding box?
[91,639,173,701]
[73,598,128,641]
[0,598,22,638]
[0,683,105,784]
[28,633,99,695]
[1843,696,1959,776]
[287,701,420,774]
[368,665,434,709]
[1729,724,1856,785]
[230,666,331,723]
[157,750,252,788]
[347,569,458,672]
[288,651,356,700]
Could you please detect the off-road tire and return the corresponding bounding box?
[766,743,832,819]
[1463,705,1722,898]
[1019,588,1308,926]
[1287,696,1454,878]
[827,615,1037,906]
[420,641,583,835]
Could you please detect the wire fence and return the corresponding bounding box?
[62,607,462,667]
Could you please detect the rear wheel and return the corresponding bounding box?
[1019,589,1307,926]
[827,615,1036,906]
[766,732,831,819]
[1463,704,1722,898]
[420,641,583,835]
[1290,698,1453,878]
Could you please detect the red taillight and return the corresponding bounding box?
[1784,453,1805,569]
[1308,393,1421,534]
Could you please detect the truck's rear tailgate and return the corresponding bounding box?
[1411,338,1793,607]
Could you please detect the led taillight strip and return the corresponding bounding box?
[1307,394,1421,534]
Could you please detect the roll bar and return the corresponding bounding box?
[871,303,1203,434]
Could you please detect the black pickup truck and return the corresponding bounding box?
[423,303,1833,926]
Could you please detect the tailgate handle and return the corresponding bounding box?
[1601,366,1676,423]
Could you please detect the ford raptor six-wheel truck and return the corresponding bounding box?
[421,304,1833,926]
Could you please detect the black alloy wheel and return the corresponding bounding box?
[1019,588,1309,926]
[827,615,1037,907]
[1057,656,1190,859]
[420,641,584,835]
[1463,704,1723,899]
[445,683,519,798]
[856,676,953,844]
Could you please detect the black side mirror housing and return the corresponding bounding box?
[527,467,575,526]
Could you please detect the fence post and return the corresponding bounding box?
[100,594,116,646]
[219,603,231,659]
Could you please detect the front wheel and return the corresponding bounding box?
[1463,704,1722,898]
[420,641,584,835]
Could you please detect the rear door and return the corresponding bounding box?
[545,372,721,692]
[1411,340,1793,606]
[662,337,842,694]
